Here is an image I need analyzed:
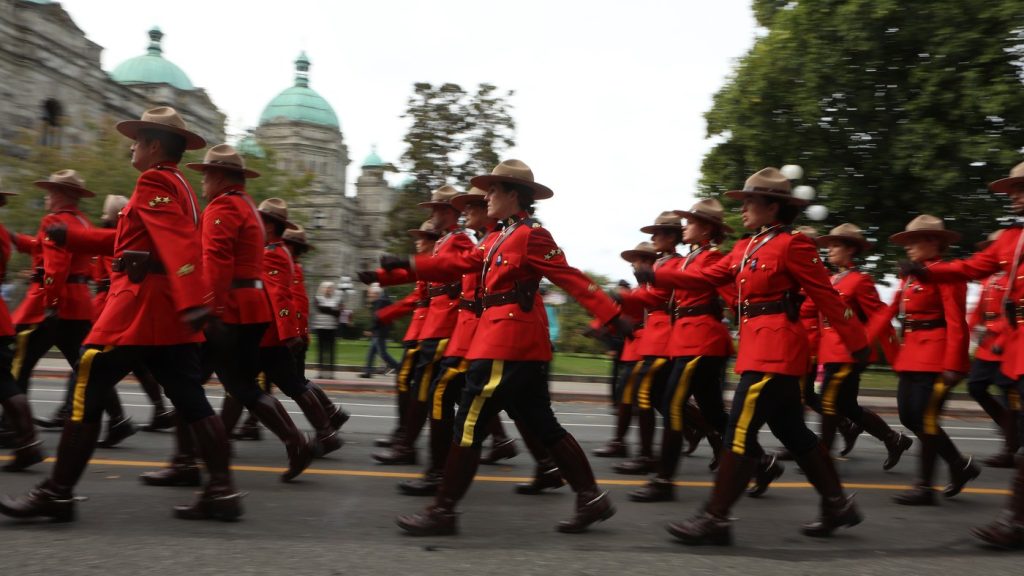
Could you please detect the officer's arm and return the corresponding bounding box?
[527,227,618,325]
[376,287,419,324]
[376,267,415,287]
[790,234,868,354]
[619,284,671,309]
[62,227,116,255]
[966,280,986,331]
[855,274,899,363]
[940,280,971,374]
[411,235,483,283]
[12,230,38,254]
[40,214,73,311]
[705,250,740,308]
[263,248,300,341]
[201,203,237,317]
[654,245,737,291]
[927,234,1007,283]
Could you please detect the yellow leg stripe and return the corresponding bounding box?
[10,325,37,379]
[417,339,449,403]
[731,374,773,455]
[637,357,668,410]
[1009,388,1021,412]
[821,364,851,417]
[620,363,641,405]
[924,376,949,436]
[397,345,420,393]
[460,360,503,447]
[431,366,461,420]
[71,347,109,423]
[669,357,702,432]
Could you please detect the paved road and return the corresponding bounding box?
[1,379,1021,575]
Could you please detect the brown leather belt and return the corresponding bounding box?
[902,318,946,333]
[111,257,165,274]
[66,274,91,284]
[458,298,481,314]
[740,299,786,318]
[673,302,720,319]
[230,278,263,290]
[984,311,999,321]
[481,290,519,309]
[426,282,460,299]
[415,299,430,308]
[96,278,111,293]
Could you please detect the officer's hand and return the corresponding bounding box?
[633,263,655,286]
[284,336,304,353]
[44,224,68,247]
[181,305,213,332]
[203,317,228,342]
[380,254,410,272]
[43,307,58,321]
[851,346,871,366]
[357,270,379,285]
[607,314,636,340]
[941,370,965,387]
[897,259,927,280]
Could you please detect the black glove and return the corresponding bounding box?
[284,336,305,354]
[203,317,228,343]
[180,305,213,332]
[45,224,68,247]
[851,346,871,365]
[633,264,655,286]
[357,270,379,285]
[606,315,635,340]
[43,307,59,322]
[380,254,410,272]
[897,259,927,280]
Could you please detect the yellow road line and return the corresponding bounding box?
[0,456,1012,496]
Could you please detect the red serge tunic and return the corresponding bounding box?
[90,255,113,320]
[411,212,619,362]
[819,268,898,365]
[799,295,820,363]
[867,259,969,374]
[260,241,299,347]
[291,261,310,341]
[654,227,867,376]
[921,227,1024,377]
[442,229,491,359]
[201,187,271,326]
[665,244,736,358]
[415,227,475,341]
[66,163,208,346]
[12,209,95,324]
[969,272,1009,363]
[377,281,430,344]
[621,253,681,358]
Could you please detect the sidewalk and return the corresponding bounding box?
[31,357,987,417]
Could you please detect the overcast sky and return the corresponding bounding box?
[56,0,759,281]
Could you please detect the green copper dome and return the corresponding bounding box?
[362,146,385,167]
[111,27,194,91]
[259,52,339,129]
[236,134,266,159]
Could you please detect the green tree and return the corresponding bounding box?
[387,83,516,253]
[702,0,1024,274]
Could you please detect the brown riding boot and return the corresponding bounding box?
[613,408,657,474]
[858,409,912,470]
[747,452,784,498]
[294,388,344,458]
[513,422,565,494]
[548,434,615,533]
[248,394,313,482]
[173,416,244,521]
[374,394,428,464]
[795,443,863,537]
[894,434,937,505]
[631,422,684,503]
[309,383,350,431]
[220,394,245,438]
[396,444,480,535]
[667,450,758,545]
[838,418,863,457]
[0,419,102,521]
[97,394,137,448]
[972,459,1024,549]
[682,401,709,455]
[399,417,451,496]
[819,413,839,454]
[375,390,409,447]
[141,416,202,487]
[1,394,45,472]
[937,429,981,498]
[593,402,631,457]
[707,431,723,471]
[481,417,518,464]
[983,409,1020,468]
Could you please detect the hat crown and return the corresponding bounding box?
[1009,161,1024,179]
[743,167,791,194]
[258,197,289,220]
[139,106,189,132]
[428,184,463,204]
[48,169,86,189]
[904,214,947,233]
[202,144,246,170]
[631,241,656,253]
[651,210,682,227]
[828,223,865,239]
[490,159,536,183]
[282,224,308,244]
[689,198,725,219]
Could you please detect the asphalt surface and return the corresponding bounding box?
[1,377,1022,575]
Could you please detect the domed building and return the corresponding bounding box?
[0,0,223,151]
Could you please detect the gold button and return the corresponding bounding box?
[740,278,746,283]
[508,312,514,318]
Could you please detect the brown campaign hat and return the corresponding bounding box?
[0,176,18,196]
[417,184,464,209]
[620,241,658,263]
[674,198,734,233]
[816,223,872,252]
[407,220,441,239]
[116,106,206,150]
[989,161,1024,194]
[282,224,314,250]
[470,159,554,200]
[450,186,487,212]
[795,226,819,239]
[976,229,1003,250]
[639,211,683,234]
[258,197,299,230]
[724,167,809,206]
[102,194,129,219]
[186,144,260,178]
[33,169,95,198]
[889,214,961,245]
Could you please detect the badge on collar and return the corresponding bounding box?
[749,257,758,271]
[495,254,503,266]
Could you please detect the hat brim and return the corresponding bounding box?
[417,201,461,210]
[259,210,299,230]
[469,174,554,200]
[620,249,657,263]
[116,120,207,150]
[284,238,314,250]
[0,190,18,196]
[185,162,260,179]
[815,234,872,252]
[639,224,683,235]
[990,176,1024,194]
[723,190,810,206]
[451,194,487,212]
[888,229,961,246]
[673,210,735,233]
[407,229,441,240]
[33,181,95,198]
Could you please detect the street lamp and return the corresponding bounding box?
[312,209,326,230]
[805,204,829,221]
[780,164,804,181]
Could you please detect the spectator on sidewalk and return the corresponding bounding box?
[362,284,399,378]
[314,281,341,378]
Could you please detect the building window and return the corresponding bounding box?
[40,99,63,147]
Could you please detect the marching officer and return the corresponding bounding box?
[901,162,1024,547]
[644,167,869,544]
[0,178,45,472]
[963,230,1019,468]
[872,215,977,506]
[0,107,243,521]
[142,145,313,486]
[373,186,475,465]
[391,159,628,536]
[814,224,913,468]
